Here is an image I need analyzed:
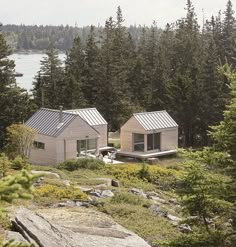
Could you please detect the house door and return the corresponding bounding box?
[147,133,161,151]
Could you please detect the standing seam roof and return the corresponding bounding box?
[65,108,107,126]
[25,108,77,137]
[133,110,178,131]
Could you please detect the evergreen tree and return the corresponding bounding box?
[98,7,136,130]
[64,36,86,109]
[169,0,202,147]
[83,26,100,106]
[0,29,34,148]
[32,44,65,109]
[222,0,236,68]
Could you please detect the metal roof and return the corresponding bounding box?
[133,110,178,131]
[25,108,77,137]
[65,108,107,126]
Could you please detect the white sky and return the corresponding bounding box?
[0,0,232,28]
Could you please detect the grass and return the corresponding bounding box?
[29,157,185,246]
[98,200,181,246]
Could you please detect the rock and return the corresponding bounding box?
[130,188,147,198]
[75,201,91,208]
[101,190,114,198]
[149,205,167,217]
[5,231,29,244]
[11,207,151,247]
[62,180,70,186]
[66,200,76,207]
[178,224,192,233]
[150,196,167,204]
[111,179,120,187]
[31,170,60,178]
[166,214,182,222]
[12,208,81,247]
[57,202,67,207]
[78,187,94,194]
[89,190,102,197]
[146,191,160,198]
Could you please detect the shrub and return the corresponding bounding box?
[111,192,150,206]
[106,164,184,190]
[11,156,30,170]
[0,209,11,229]
[0,154,11,178]
[57,158,105,171]
[33,184,87,201]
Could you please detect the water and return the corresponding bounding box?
[9,53,65,92]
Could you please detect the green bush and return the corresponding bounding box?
[57,158,105,171]
[111,192,150,206]
[33,184,88,201]
[11,156,30,170]
[0,154,11,178]
[106,164,184,190]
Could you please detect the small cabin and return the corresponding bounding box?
[119,110,178,158]
[25,108,107,165]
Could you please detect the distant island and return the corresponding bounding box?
[2,24,156,52]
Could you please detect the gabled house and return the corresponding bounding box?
[119,110,178,158]
[25,107,107,165]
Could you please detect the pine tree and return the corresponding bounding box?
[83,26,100,106]
[222,0,236,68]
[169,0,202,147]
[32,44,65,109]
[0,29,34,148]
[64,36,86,109]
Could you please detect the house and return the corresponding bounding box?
[25,107,107,165]
[119,110,178,158]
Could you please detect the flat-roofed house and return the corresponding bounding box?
[119,110,178,158]
[25,108,107,165]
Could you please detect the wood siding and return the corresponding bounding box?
[121,116,145,152]
[121,116,178,153]
[29,116,102,165]
[93,125,107,148]
[28,134,57,165]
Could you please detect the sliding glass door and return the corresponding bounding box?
[147,133,160,151]
[77,139,97,156]
[133,133,144,152]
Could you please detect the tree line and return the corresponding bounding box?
[2,23,155,52]
[0,0,236,149]
[32,1,236,147]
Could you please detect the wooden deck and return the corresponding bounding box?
[117,149,177,159]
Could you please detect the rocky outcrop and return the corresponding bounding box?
[9,207,151,247]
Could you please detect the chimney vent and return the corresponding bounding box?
[59,106,63,123]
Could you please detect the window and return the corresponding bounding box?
[77,139,97,156]
[133,133,144,152]
[147,133,160,151]
[33,141,45,149]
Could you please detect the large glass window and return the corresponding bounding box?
[147,133,160,151]
[133,133,144,152]
[77,139,97,156]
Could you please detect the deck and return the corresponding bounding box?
[117,149,177,159]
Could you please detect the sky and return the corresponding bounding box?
[0,0,231,28]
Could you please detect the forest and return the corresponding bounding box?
[0,0,235,148]
[0,0,236,246]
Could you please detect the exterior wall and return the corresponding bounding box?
[29,116,101,165]
[56,116,100,163]
[120,116,146,152]
[28,134,57,165]
[93,125,107,148]
[121,116,178,153]
[160,128,178,151]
